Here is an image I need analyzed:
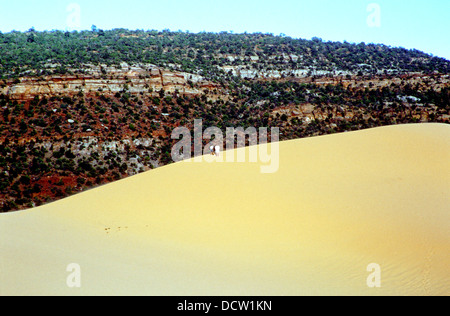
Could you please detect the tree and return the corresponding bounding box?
[27,33,35,43]
[19,175,31,185]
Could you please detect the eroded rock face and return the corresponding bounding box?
[0,63,222,101]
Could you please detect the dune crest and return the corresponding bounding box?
[1,123,449,296]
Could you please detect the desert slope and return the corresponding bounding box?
[1,123,449,296]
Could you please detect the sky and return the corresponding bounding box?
[0,0,449,60]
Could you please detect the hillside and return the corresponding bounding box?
[2,29,450,80]
[0,29,449,211]
[1,124,449,295]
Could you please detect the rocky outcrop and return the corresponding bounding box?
[0,63,222,101]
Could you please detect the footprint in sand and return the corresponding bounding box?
[104,227,129,234]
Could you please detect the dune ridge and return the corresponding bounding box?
[1,123,449,296]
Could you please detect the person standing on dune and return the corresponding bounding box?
[210,145,220,156]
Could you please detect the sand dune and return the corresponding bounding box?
[1,123,449,296]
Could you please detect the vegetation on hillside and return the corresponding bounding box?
[1,29,449,80]
[0,29,449,212]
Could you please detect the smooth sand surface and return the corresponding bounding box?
[1,123,449,296]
